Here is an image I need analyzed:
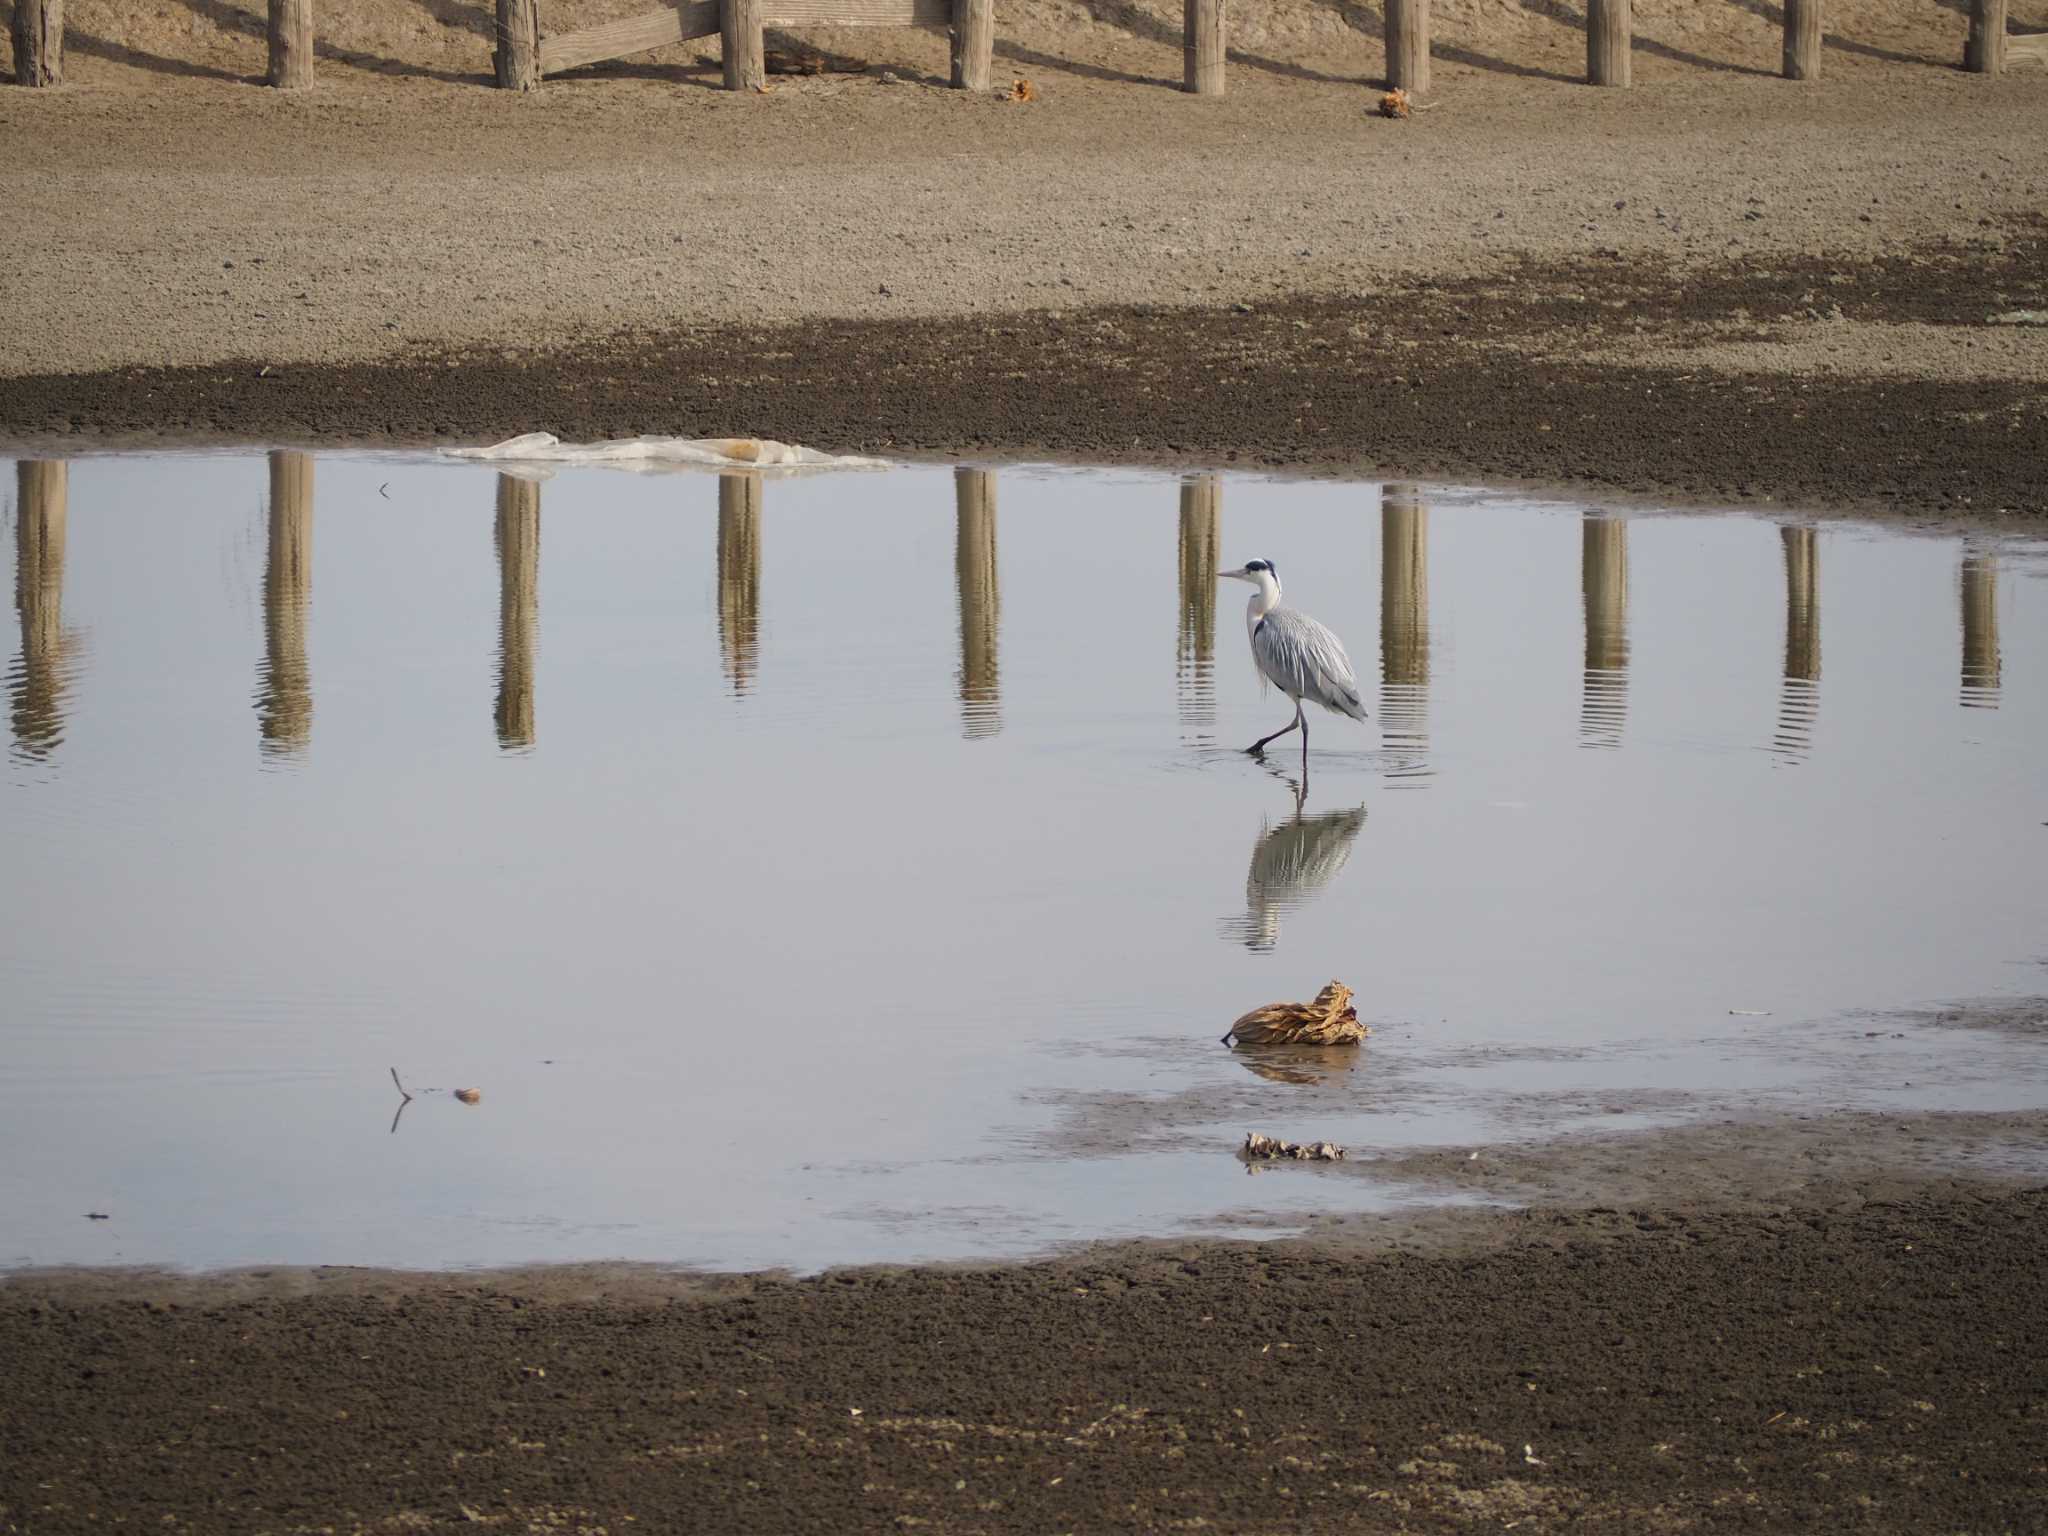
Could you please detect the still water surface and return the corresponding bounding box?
[3,453,2045,1271]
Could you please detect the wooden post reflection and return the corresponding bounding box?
[1379,484,1429,774]
[10,460,72,760]
[1774,524,1820,762]
[494,474,539,750]
[255,452,314,758]
[717,472,762,697]
[955,468,1001,739]
[1960,551,2000,709]
[1176,474,1219,738]
[1580,516,1629,749]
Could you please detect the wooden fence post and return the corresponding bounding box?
[1782,0,1820,78]
[1587,0,1631,86]
[267,0,314,88]
[12,0,63,86]
[722,0,765,90]
[495,0,540,89]
[952,0,993,90]
[1964,0,2007,73]
[1184,0,1224,95]
[1384,0,1429,95]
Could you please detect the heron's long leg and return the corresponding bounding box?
[1248,698,1306,757]
[1300,705,1309,773]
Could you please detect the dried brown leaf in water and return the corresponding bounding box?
[1009,77,1038,102]
[1224,980,1367,1046]
[1378,88,1411,119]
[454,1088,482,1105]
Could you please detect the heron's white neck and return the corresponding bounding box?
[1244,570,1282,633]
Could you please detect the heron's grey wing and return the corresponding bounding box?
[1255,608,1368,719]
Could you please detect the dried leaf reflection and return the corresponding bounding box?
[1229,1044,1365,1086]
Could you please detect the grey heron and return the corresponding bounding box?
[1221,559,1369,762]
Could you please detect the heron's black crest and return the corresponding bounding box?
[1246,559,1275,576]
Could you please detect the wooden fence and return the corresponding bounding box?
[8,0,2045,92]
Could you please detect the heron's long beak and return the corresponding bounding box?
[1220,567,1253,582]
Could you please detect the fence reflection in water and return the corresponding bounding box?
[1773,524,1820,764]
[1580,515,1630,750]
[955,469,1001,740]
[1960,552,2001,710]
[494,474,541,750]
[4,458,2034,773]
[1378,483,1430,781]
[716,472,762,701]
[9,460,74,763]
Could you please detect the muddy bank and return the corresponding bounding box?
[6,248,2046,518]
[6,1167,2044,1533]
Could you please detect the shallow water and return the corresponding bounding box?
[3,451,2045,1272]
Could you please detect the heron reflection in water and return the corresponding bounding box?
[1224,770,1369,953]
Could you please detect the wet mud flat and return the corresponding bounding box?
[6,242,2045,521]
[7,1113,2047,1534]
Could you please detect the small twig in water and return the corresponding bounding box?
[389,1068,416,1136]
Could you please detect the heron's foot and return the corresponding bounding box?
[1245,743,1266,758]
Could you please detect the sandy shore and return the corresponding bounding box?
[5,1112,2045,1533]
[3,36,2045,515]
[6,1105,2047,1532]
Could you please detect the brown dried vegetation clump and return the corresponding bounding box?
[1242,1131,1345,1161]
[1378,87,1412,119]
[1223,980,1366,1046]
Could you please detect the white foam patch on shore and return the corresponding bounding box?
[448,433,891,479]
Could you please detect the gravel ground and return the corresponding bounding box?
[3,64,2045,380]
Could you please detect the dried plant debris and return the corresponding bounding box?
[453,1088,482,1105]
[1243,1132,1345,1161]
[1378,88,1411,119]
[1009,77,1038,102]
[1223,981,1367,1046]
